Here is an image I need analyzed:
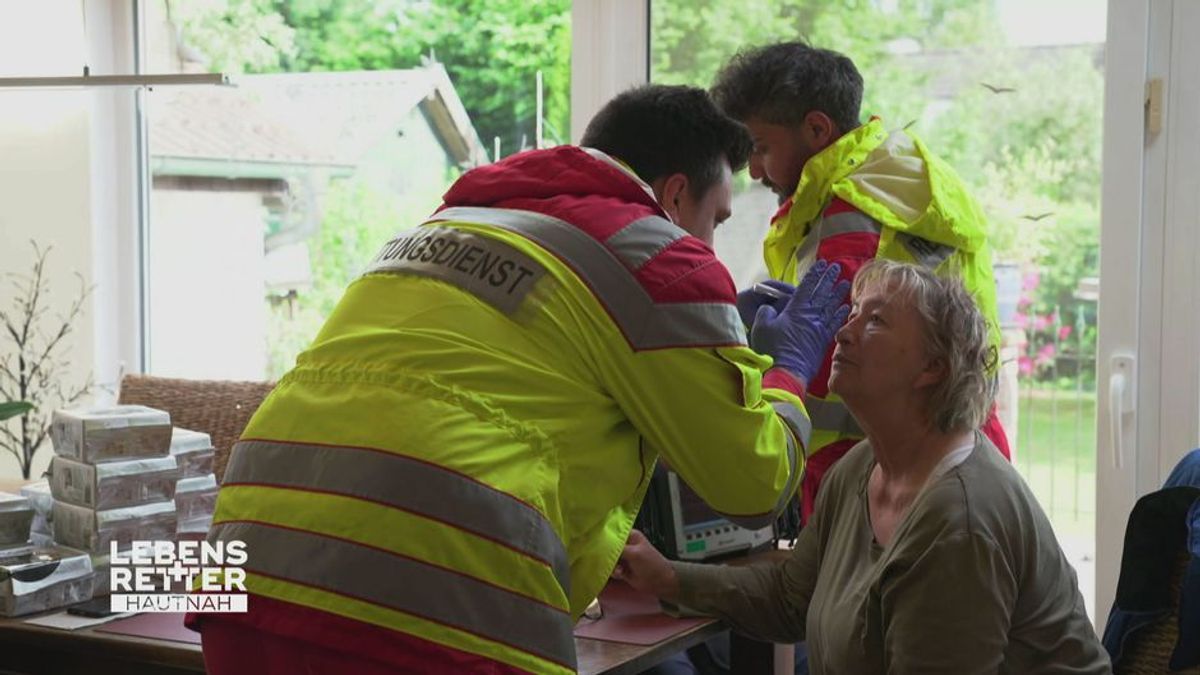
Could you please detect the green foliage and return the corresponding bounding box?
[0,402,32,423]
[926,48,1104,205]
[174,0,1106,389]
[176,0,571,156]
[651,0,999,118]
[171,0,298,72]
[653,0,1103,382]
[265,175,447,378]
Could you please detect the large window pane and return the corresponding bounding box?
[143,0,570,380]
[653,0,1106,616]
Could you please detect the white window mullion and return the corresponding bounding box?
[569,0,649,143]
[85,0,143,392]
[1095,0,1153,627]
[1158,0,1200,479]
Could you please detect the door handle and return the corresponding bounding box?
[1108,353,1136,468]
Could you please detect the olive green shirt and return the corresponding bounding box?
[673,435,1112,674]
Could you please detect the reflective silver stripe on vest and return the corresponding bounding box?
[820,210,882,237]
[805,397,862,437]
[794,208,883,270]
[604,216,686,271]
[222,439,571,596]
[897,231,955,270]
[427,206,745,350]
[771,401,812,452]
[794,227,820,271]
[758,398,806,521]
[211,520,576,670]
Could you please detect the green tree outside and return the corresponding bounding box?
[172,0,1103,386]
[653,0,1103,363]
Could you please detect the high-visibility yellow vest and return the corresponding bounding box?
[763,117,999,455]
[209,147,810,674]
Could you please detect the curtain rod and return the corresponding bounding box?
[0,73,231,89]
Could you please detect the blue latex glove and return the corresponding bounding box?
[750,260,851,387]
[735,279,796,329]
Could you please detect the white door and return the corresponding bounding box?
[1095,0,1200,625]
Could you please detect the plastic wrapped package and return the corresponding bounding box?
[19,481,53,516]
[174,474,218,524]
[52,501,177,554]
[29,530,54,547]
[0,546,94,616]
[29,532,53,548]
[50,455,180,510]
[50,405,172,464]
[177,514,214,538]
[90,552,110,596]
[19,481,53,542]
[169,428,216,479]
[0,544,34,560]
[0,493,34,547]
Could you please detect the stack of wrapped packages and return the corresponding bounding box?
[20,481,54,546]
[0,488,93,616]
[169,428,218,540]
[0,493,34,558]
[49,404,180,596]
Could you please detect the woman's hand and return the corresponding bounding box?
[612,530,680,601]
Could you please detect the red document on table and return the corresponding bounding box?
[573,580,711,645]
[96,612,201,644]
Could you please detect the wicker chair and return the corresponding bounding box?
[117,374,275,483]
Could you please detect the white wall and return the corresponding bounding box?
[0,5,96,481]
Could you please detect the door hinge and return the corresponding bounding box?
[1146,77,1164,135]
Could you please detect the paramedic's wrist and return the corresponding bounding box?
[764,367,808,400]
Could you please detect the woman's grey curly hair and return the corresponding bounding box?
[851,259,998,433]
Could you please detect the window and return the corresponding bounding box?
[142,0,571,380]
[651,0,1107,617]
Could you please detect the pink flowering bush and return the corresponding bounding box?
[1015,266,1095,388]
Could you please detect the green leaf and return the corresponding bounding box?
[0,401,33,422]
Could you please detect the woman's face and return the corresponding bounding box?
[828,282,940,407]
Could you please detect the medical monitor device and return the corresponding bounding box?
[637,467,775,562]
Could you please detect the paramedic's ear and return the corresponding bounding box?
[651,173,689,225]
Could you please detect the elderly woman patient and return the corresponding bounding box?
[617,260,1112,674]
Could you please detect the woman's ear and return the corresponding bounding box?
[914,357,947,390]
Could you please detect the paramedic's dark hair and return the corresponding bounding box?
[712,41,863,134]
[581,84,752,196]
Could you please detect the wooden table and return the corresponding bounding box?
[0,610,728,675]
[0,542,785,674]
[0,614,203,675]
[572,547,793,675]
[576,618,726,675]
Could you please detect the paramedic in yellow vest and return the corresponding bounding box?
[715,41,1011,525]
[190,85,852,675]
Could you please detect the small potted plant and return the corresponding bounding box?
[0,243,92,479]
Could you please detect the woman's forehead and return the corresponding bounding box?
[854,279,911,307]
